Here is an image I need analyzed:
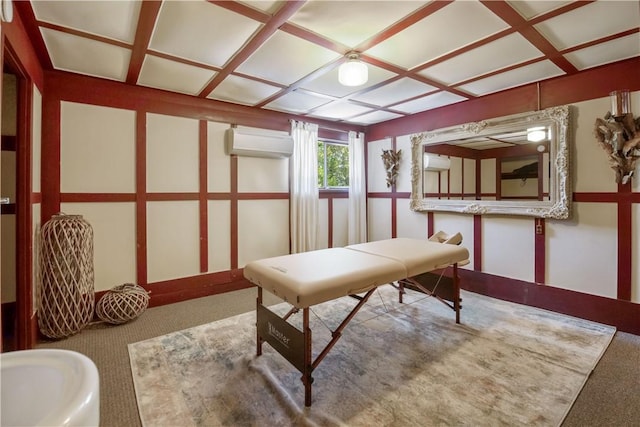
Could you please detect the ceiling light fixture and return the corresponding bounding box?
[338,52,368,87]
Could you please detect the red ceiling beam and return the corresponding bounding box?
[198,1,307,98]
[126,0,162,85]
[480,1,578,74]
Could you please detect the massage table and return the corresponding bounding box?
[243,237,469,406]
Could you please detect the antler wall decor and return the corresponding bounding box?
[594,90,640,184]
[381,149,402,188]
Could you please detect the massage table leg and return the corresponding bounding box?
[303,308,312,407]
[256,287,263,357]
[453,263,460,324]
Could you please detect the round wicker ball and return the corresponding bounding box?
[96,283,149,325]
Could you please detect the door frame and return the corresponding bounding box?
[2,39,35,350]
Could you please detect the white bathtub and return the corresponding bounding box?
[1,349,100,426]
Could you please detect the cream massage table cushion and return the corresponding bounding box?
[244,238,469,309]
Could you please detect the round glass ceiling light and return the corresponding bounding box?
[338,53,368,86]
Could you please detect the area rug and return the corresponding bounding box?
[128,287,615,427]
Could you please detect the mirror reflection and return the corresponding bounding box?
[411,106,571,218]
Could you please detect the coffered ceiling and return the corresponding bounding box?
[16,0,640,126]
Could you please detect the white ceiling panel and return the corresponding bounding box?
[506,1,572,20]
[208,75,282,106]
[534,1,640,50]
[236,31,341,85]
[393,91,468,114]
[138,55,216,96]
[351,110,404,125]
[41,28,130,81]
[289,1,429,48]
[457,60,564,96]
[310,101,374,121]
[238,1,281,14]
[32,0,141,43]
[564,33,640,71]
[150,1,262,67]
[265,90,331,114]
[365,1,509,69]
[352,78,437,107]
[419,33,543,85]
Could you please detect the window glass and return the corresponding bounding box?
[318,140,349,189]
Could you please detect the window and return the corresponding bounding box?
[318,140,349,189]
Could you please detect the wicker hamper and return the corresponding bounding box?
[38,213,94,339]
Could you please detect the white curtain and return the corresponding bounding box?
[290,120,319,253]
[348,131,367,244]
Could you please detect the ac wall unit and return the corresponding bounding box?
[423,154,451,171]
[225,127,294,158]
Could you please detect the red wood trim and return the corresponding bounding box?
[475,159,482,200]
[356,1,453,52]
[617,182,632,301]
[561,28,639,56]
[230,155,238,269]
[238,193,289,200]
[4,2,47,86]
[460,269,640,335]
[319,190,349,199]
[16,74,34,349]
[540,57,640,109]
[146,193,200,201]
[142,270,252,307]
[38,21,130,50]
[427,212,434,238]
[534,218,545,284]
[367,192,411,198]
[136,112,147,286]
[0,203,16,215]
[199,121,208,273]
[473,215,482,271]
[198,1,306,97]
[327,197,334,248]
[573,191,640,203]
[44,70,364,135]
[126,0,162,85]
[1,135,16,150]
[495,158,502,200]
[207,0,270,23]
[60,193,136,202]
[367,58,640,141]
[390,137,397,238]
[31,193,41,204]
[479,1,577,74]
[41,85,60,221]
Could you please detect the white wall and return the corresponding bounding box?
[57,102,292,291]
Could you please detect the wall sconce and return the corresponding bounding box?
[594,90,640,184]
[338,53,368,87]
[381,149,401,188]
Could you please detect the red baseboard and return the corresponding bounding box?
[460,270,639,335]
[85,268,638,336]
[93,269,254,309]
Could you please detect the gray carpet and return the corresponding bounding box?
[36,287,640,427]
[127,287,614,426]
